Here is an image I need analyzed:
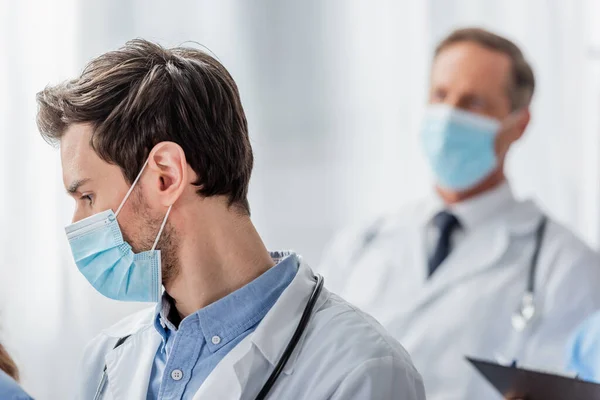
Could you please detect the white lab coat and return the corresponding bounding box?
[75,260,425,400]
[319,196,600,399]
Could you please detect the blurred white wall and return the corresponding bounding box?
[0,0,598,398]
[583,0,600,246]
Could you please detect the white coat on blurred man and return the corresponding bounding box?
[319,27,600,400]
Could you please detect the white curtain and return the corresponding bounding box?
[0,1,597,398]
[0,0,79,396]
[583,0,600,245]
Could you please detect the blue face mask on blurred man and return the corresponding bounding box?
[420,104,520,191]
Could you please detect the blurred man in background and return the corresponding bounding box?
[319,27,600,399]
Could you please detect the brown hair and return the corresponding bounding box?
[37,39,254,214]
[0,343,19,381]
[435,27,535,110]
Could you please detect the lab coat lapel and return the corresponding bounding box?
[410,216,429,287]
[104,328,161,400]
[192,260,326,399]
[250,259,326,374]
[423,199,544,303]
[406,220,510,313]
[190,334,251,399]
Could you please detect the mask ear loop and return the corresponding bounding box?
[112,156,173,251]
[115,158,150,218]
[152,205,173,251]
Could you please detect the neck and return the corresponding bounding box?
[436,169,506,205]
[165,198,275,319]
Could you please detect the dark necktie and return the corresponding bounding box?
[428,211,461,277]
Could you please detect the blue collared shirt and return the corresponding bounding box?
[146,252,298,399]
[0,370,33,400]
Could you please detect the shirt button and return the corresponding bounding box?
[211,335,221,345]
[171,369,183,381]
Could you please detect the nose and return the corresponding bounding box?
[71,207,89,224]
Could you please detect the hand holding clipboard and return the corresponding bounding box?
[467,357,600,400]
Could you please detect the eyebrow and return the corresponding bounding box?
[67,178,91,195]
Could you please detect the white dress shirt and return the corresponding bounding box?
[425,181,515,259]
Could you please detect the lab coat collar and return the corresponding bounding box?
[104,325,161,399]
[403,215,511,314]
[402,187,544,314]
[449,181,514,231]
[249,257,328,375]
[191,258,329,399]
[503,199,544,236]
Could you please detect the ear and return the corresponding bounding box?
[147,142,188,207]
[513,108,531,140]
[496,108,530,159]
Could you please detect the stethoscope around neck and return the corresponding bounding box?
[93,274,324,400]
[510,216,548,333]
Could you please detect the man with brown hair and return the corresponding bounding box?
[36,39,425,399]
[320,27,600,399]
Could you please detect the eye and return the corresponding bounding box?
[80,194,94,206]
[469,97,486,111]
[431,88,447,103]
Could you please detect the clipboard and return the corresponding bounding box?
[467,356,600,399]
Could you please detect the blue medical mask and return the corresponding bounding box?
[420,104,503,191]
[65,159,172,302]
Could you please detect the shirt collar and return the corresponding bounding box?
[425,181,516,231]
[153,294,177,346]
[153,251,299,352]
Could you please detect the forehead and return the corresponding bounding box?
[60,123,114,187]
[431,41,512,93]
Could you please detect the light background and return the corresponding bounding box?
[0,0,599,397]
